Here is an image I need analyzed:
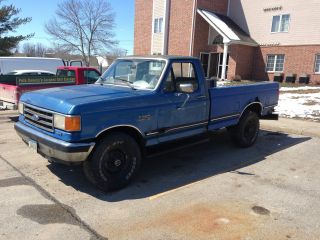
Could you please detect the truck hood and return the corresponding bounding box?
[20,84,147,114]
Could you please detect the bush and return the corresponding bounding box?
[232,75,242,82]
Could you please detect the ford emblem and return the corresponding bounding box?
[31,114,40,121]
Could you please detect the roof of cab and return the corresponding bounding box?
[56,66,99,70]
[117,55,200,61]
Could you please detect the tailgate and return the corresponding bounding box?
[0,84,19,105]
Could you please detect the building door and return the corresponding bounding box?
[200,53,209,77]
[209,53,218,78]
[208,53,229,79]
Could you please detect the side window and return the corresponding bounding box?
[56,70,75,77]
[170,62,198,93]
[84,70,100,84]
[67,70,75,77]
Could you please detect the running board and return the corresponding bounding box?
[146,135,210,158]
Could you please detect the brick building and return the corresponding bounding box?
[134,0,320,84]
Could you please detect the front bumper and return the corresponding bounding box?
[14,121,95,163]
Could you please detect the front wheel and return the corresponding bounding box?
[229,111,260,148]
[83,132,141,191]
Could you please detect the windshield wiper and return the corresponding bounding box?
[114,78,136,90]
[96,77,136,90]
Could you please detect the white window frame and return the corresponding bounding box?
[266,54,285,72]
[153,17,163,33]
[315,54,320,74]
[271,14,290,33]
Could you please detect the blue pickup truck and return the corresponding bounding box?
[15,56,279,191]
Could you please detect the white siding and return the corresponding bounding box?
[152,0,165,54]
[228,0,320,46]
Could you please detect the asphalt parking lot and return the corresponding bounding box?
[1,110,320,240]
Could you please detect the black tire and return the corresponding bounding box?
[83,132,141,191]
[229,111,260,148]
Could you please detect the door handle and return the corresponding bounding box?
[177,94,190,110]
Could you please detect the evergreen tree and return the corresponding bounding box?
[0,0,32,56]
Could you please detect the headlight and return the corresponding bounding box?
[18,102,24,114]
[54,114,81,132]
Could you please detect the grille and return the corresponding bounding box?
[24,104,54,132]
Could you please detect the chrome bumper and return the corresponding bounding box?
[14,121,95,163]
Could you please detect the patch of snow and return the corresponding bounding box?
[280,86,320,92]
[276,92,320,121]
[216,80,230,86]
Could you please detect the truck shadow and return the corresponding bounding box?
[47,130,311,201]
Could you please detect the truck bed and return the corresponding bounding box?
[0,75,77,109]
[208,82,279,130]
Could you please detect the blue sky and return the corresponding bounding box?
[6,0,135,54]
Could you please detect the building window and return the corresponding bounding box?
[266,54,285,72]
[271,14,290,33]
[153,17,163,33]
[315,54,320,73]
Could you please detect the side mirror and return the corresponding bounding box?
[176,83,194,93]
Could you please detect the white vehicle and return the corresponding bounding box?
[7,70,55,76]
[0,57,64,75]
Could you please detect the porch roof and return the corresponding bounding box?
[197,9,258,46]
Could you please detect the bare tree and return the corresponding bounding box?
[22,42,47,57]
[45,0,117,66]
[107,47,127,57]
[22,43,35,57]
[35,43,47,57]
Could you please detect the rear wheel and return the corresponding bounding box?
[229,111,260,148]
[83,132,141,191]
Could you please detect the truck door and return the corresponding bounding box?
[157,60,209,142]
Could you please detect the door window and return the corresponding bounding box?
[164,62,198,93]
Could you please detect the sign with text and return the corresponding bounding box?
[17,76,76,86]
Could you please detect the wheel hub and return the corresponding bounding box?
[114,159,122,167]
[103,149,127,174]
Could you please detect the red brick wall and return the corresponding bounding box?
[134,0,153,55]
[253,45,320,84]
[229,45,255,80]
[134,0,229,56]
[167,0,194,56]
[192,0,229,57]
[197,0,228,14]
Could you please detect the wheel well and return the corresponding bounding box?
[241,102,262,118]
[96,126,145,149]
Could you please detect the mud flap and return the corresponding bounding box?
[261,113,279,120]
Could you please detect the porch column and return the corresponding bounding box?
[221,42,229,80]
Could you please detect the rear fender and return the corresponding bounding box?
[240,102,263,120]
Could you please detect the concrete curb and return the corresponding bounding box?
[261,118,320,138]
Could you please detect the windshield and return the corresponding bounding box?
[96,59,166,90]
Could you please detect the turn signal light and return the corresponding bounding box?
[65,116,81,131]
[54,114,81,132]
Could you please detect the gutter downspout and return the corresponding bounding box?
[151,0,155,54]
[227,0,231,16]
[189,0,197,56]
[162,0,170,55]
